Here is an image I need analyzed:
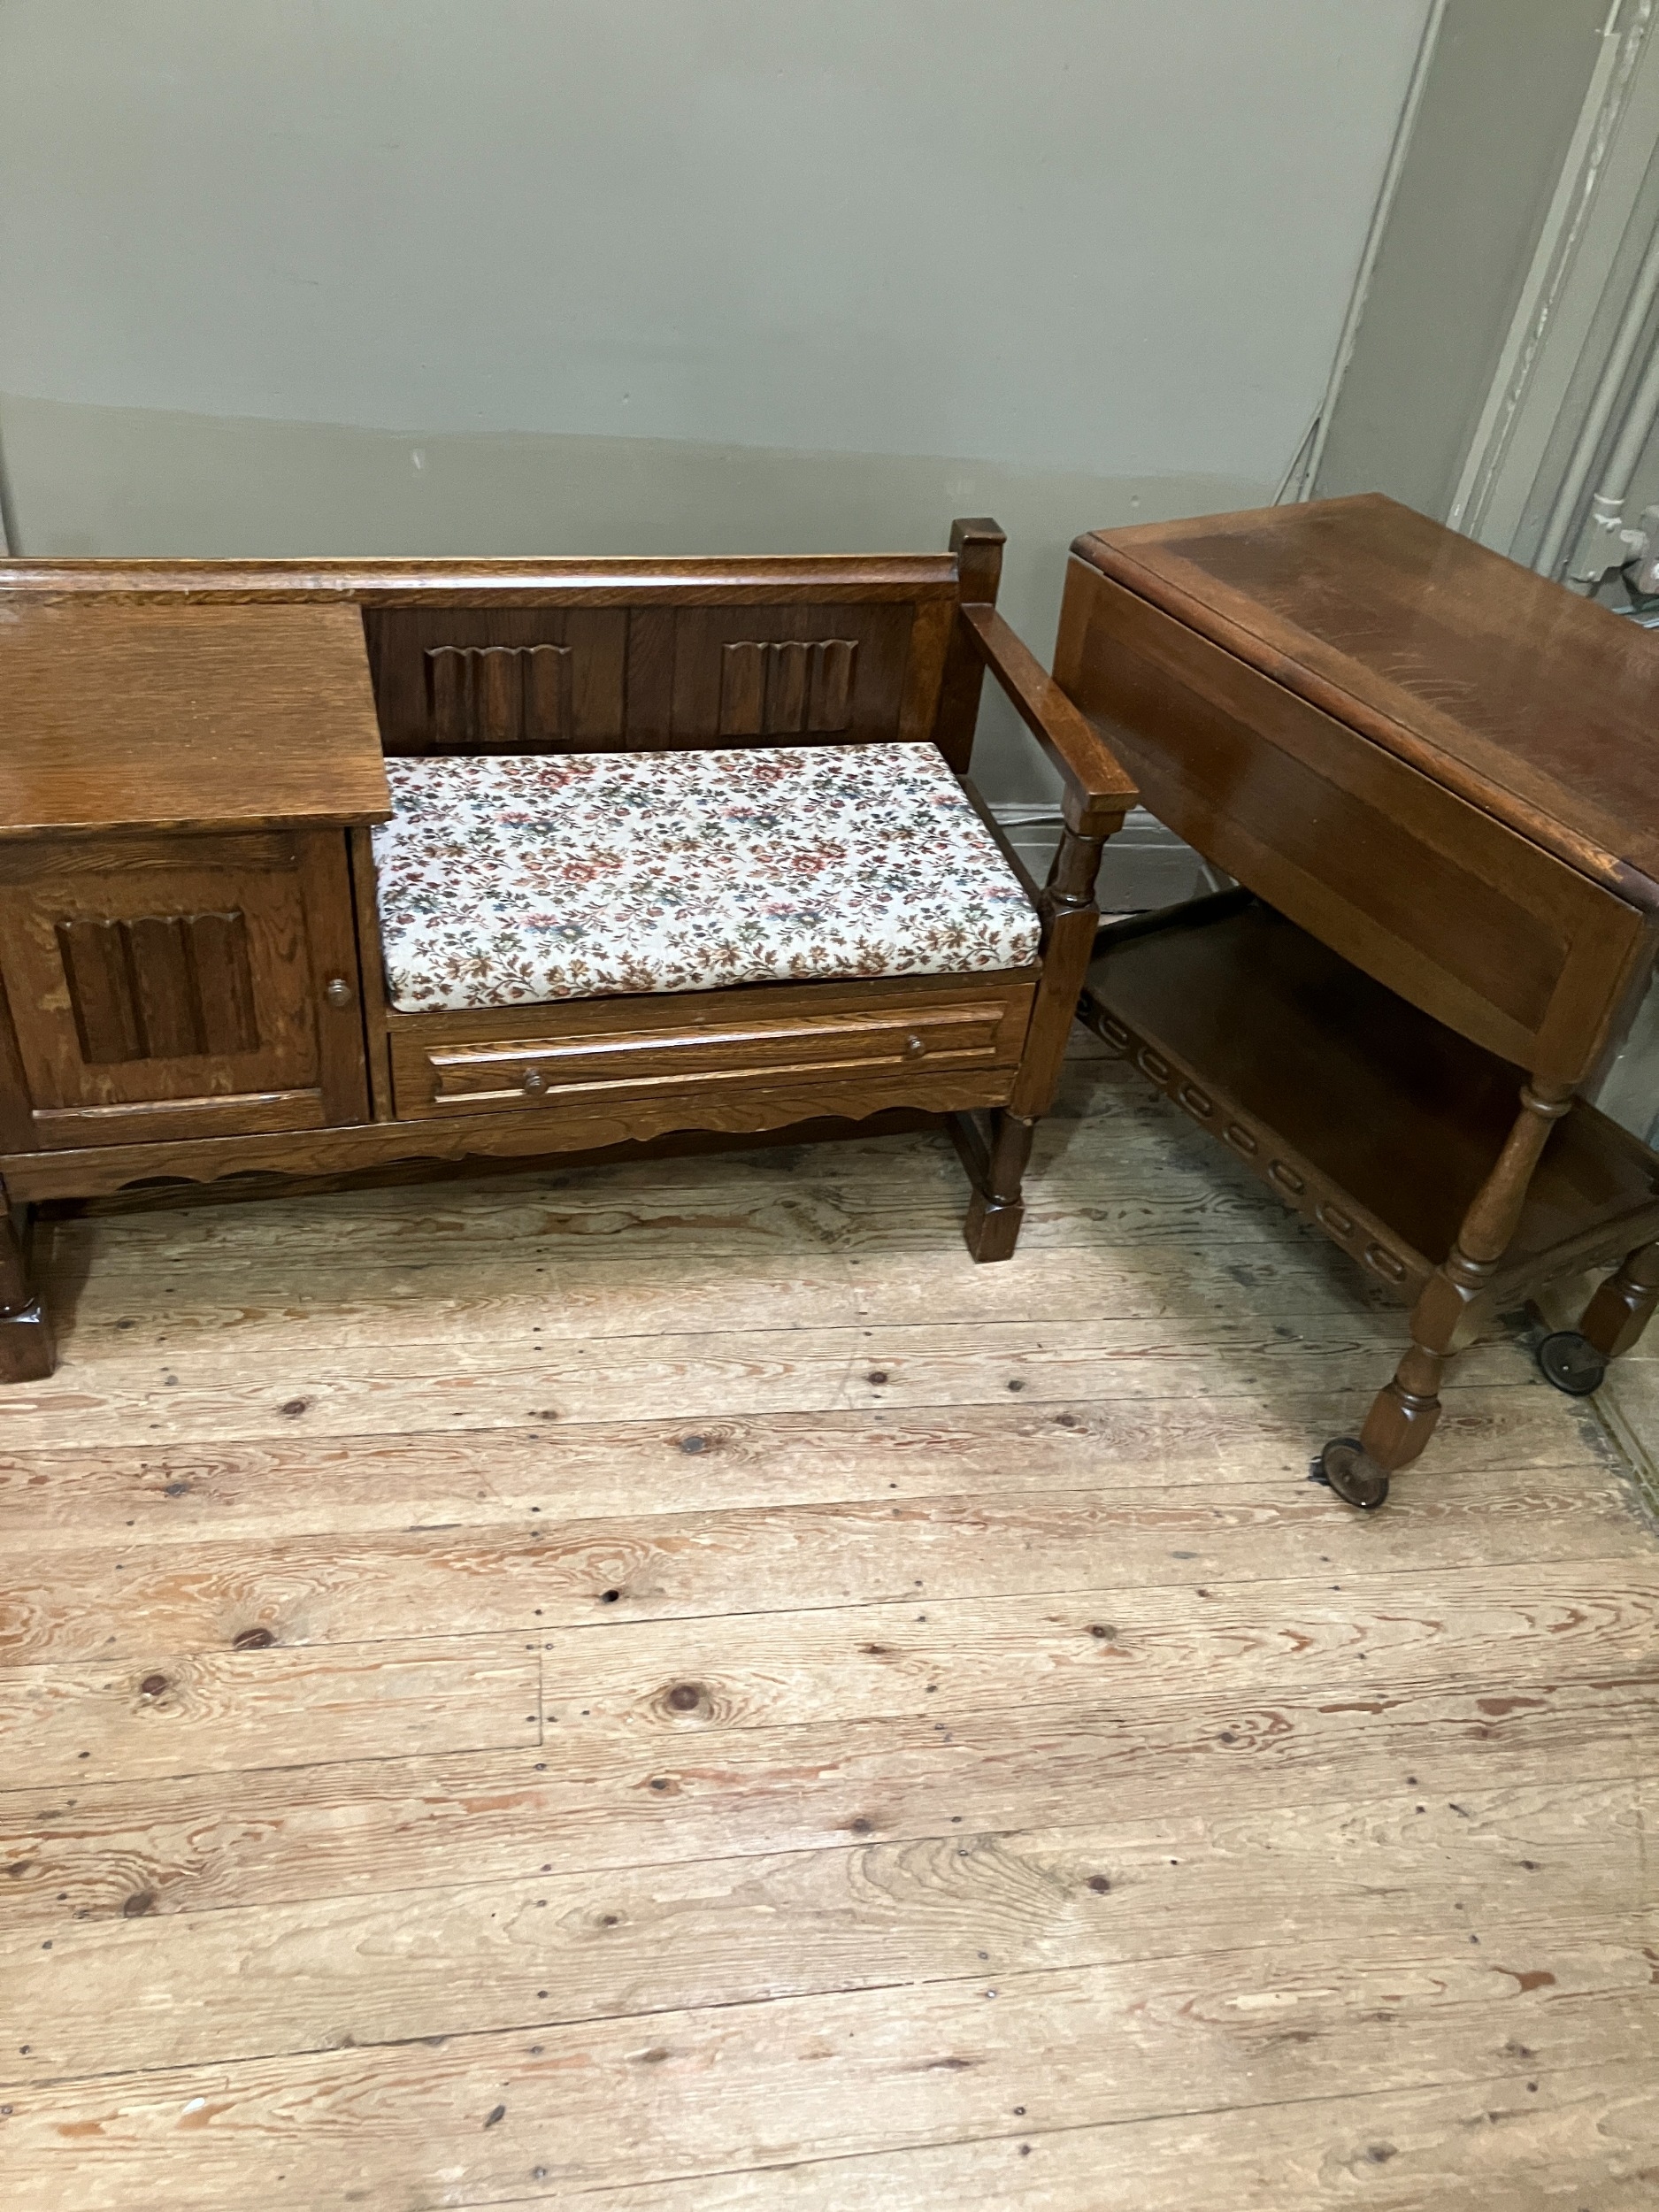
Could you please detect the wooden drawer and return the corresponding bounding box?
[388,972,1036,1120]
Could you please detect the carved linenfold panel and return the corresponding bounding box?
[426,644,573,749]
[57,911,260,1066]
[718,639,858,739]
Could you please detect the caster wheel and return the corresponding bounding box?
[1536,1330,1607,1396]
[1318,1436,1390,1510]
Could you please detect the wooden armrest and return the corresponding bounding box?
[960,603,1138,837]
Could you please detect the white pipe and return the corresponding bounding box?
[1566,328,1659,586]
[1607,334,1659,492]
[1538,219,1659,577]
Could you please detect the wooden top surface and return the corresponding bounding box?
[0,600,389,839]
[1073,494,1659,905]
[0,552,962,607]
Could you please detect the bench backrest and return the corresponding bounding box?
[0,522,1004,773]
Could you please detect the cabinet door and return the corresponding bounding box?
[0,830,367,1150]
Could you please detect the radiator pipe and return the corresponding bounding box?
[1539,223,1659,582]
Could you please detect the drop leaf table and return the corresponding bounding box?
[1064,494,1659,1507]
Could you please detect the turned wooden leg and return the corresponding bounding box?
[959,809,1123,1272]
[1534,1237,1659,1396]
[0,1199,55,1384]
[1321,1081,1571,1509]
[1010,818,1117,1125]
[959,1110,1035,1263]
[1580,1240,1659,1361]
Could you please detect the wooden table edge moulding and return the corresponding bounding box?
[0,520,1139,1383]
[1060,492,1659,1508]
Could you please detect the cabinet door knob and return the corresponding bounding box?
[324,976,354,1010]
[521,1068,546,1094]
[903,1032,927,1059]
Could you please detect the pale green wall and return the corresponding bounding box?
[0,0,1432,801]
[1315,0,1610,519]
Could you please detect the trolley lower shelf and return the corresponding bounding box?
[1079,893,1659,1311]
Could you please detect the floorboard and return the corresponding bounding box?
[2,1036,1655,2210]
[4,1934,1656,2210]
[5,1780,1640,2081]
[0,1386,1617,1549]
[546,2061,1659,2212]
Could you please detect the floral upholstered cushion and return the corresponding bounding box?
[373,742,1040,1012]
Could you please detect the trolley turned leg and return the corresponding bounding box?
[1582,1238,1659,1359]
[1321,1081,1571,1509]
[1537,1237,1659,1396]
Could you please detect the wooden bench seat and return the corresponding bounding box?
[0,520,1137,1379]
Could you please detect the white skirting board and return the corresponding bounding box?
[995,803,1220,914]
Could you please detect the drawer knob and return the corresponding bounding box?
[903,1033,927,1059]
[324,976,353,1010]
[521,1068,547,1094]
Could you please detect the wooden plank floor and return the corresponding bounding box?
[2,1032,1656,2211]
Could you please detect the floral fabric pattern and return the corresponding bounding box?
[373,742,1040,1012]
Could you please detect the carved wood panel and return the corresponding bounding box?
[717,639,856,737]
[57,911,260,1065]
[426,644,572,750]
[659,604,915,749]
[365,603,924,754]
[366,610,628,755]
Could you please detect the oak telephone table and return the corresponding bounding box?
[0,525,1135,1379]
[1063,494,1659,1508]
